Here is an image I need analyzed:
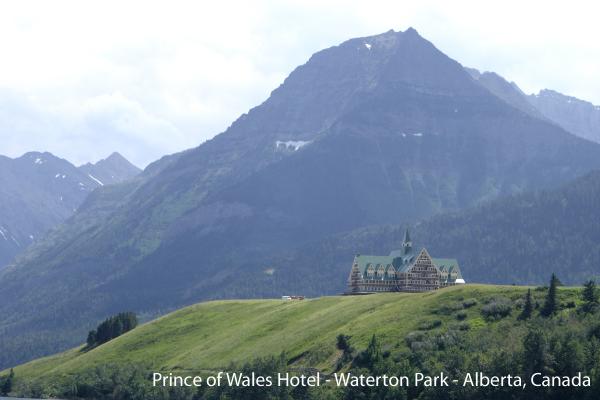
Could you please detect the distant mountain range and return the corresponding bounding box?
[528,89,600,144]
[0,152,140,268]
[2,27,600,369]
[467,68,600,144]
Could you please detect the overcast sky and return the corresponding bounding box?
[1,1,599,168]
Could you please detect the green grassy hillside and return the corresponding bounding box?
[9,285,570,378]
[7,283,599,400]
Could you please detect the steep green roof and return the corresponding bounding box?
[354,248,416,278]
[433,258,463,279]
[353,251,463,282]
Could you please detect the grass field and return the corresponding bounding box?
[8,284,580,383]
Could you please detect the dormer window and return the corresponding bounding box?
[367,265,375,277]
[387,266,396,278]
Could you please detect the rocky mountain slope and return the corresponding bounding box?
[467,68,600,144]
[528,89,600,144]
[77,152,141,187]
[0,152,139,268]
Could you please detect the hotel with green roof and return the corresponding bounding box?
[347,230,465,293]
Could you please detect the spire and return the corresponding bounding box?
[402,228,412,255]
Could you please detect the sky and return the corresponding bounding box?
[1,0,599,168]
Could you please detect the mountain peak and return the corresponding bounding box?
[404,26,419,35]
[88,152,140,171]
[78,152,140,185]
[106,151,125,160]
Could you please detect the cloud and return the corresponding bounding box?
[0,0,599,167]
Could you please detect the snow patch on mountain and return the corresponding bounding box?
[275,140,312,152]
[400,132,424,138]
[88,174,104,186]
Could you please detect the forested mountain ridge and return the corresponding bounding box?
[263,169,600,299]
[3,28,600,369]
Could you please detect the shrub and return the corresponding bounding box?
[419,319,442,330]
[462,298,478,308]
[336,334,352,352]
[456,321,470,331]
[481,298,512,320]
[456,311,468,321]
[405,331,426,346]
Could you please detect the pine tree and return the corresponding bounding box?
[522,329,547,377]
[87,329,97,348]
[519,289,533,320]
[541,273,559,317]
[1,368,14,395]
[364,334,382,370]
[582,279,599,313]
[354,334,382,370]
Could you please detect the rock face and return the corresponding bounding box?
[527,89,600,144]
[0,152,140,268]
[78,152,141,187]
[3,28,600,369]
[466,68,543,118]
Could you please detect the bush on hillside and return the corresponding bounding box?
[481,298,512,320]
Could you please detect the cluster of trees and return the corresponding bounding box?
[86,312,138,348]
[519,275,598,321]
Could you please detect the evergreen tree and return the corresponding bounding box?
[582,279,599,313]
[519,288,533,320]
[86,330,97,348]
[541,273,559,317]
[522,329,547,377]
[1,368,14,395]
[354,334,382,370]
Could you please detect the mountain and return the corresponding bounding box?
[465,68,542,118]
[528,89,600,144]
[7,285,594,400]
[466,68,600,145]
[0,152,139,268]
[0,152,140,269]
[77,152,141,187]
[3,28,600,369]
